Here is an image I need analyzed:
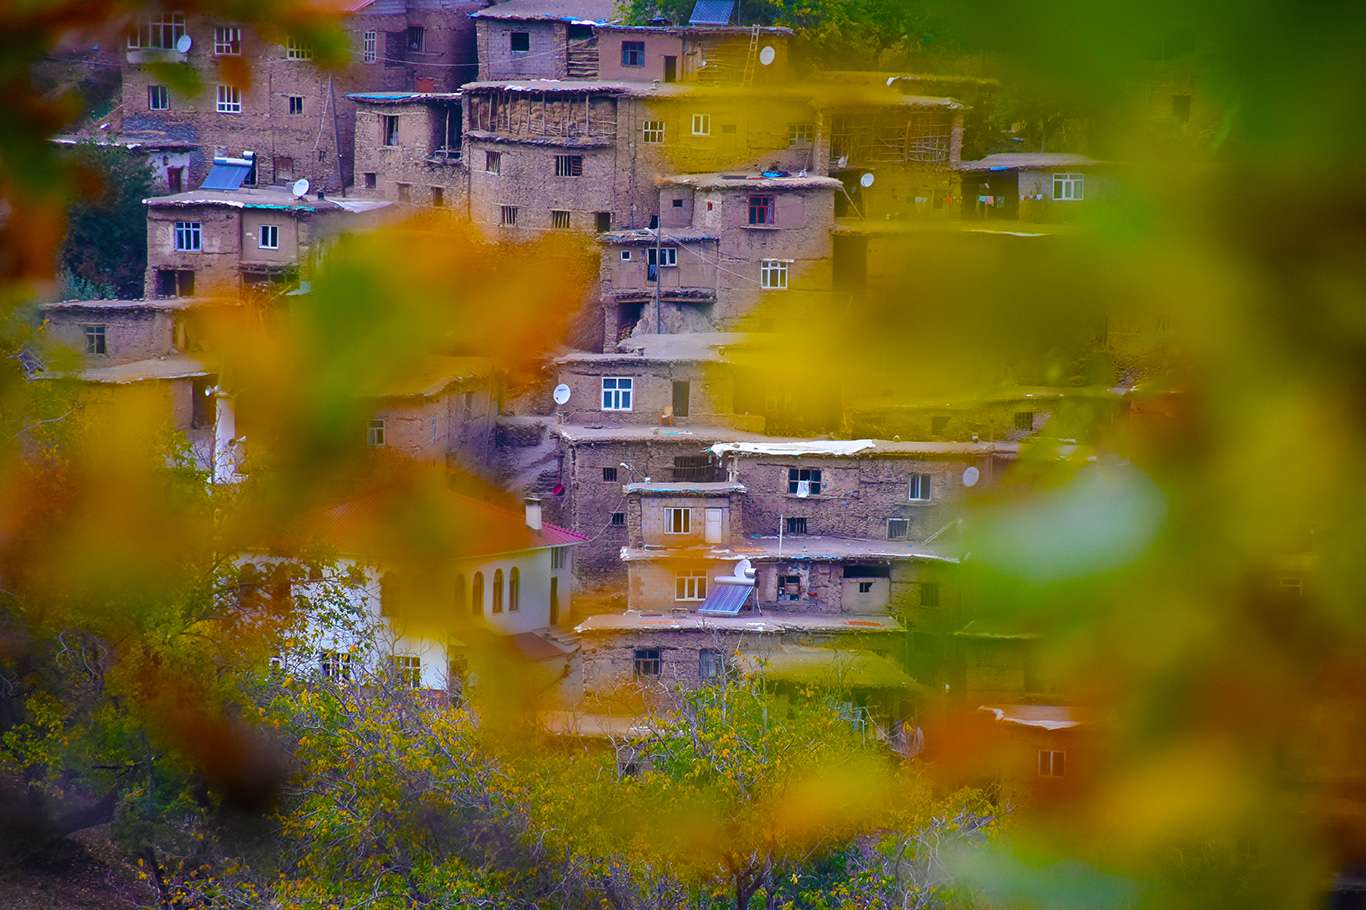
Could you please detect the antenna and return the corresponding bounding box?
[175,34,192,54]
[758,46,776,66]
[291,178,310,198]
[552,383,571,406]
[859,172,876,189]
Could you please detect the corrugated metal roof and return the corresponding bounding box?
[688,0,735,25]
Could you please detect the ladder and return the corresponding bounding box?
[741,24,760,84]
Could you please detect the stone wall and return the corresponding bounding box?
[354,101,470,209]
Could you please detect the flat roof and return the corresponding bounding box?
[359,356,493,399]
[347,91,463,104]
[623,480,743,495]
[52,132,198,151]
[599,227,719,245]
[711,439,1016,458]
[37,297,236,314]
[470,0,620,22]
[957,153,1106,173]
[552,422,773,445]
[555,331,745,365]
[621,535,957,563]
[575,609,903,634]
[144,187,392,214]
[33,355,210,385]
[659,172,843,191]
[979,704,1090,730]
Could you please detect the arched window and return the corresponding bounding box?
[509,567,520,612]
[472,572,484,616]
[492,569,504,613]
[454,573,466,613]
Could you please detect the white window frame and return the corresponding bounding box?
[320,649,352,681]
[362,29,377,62]
[601,376,633,411]
[286,37,313,60]
[787,467,821,495]
[367,418,386,447]
[691,113,711,136]
[216,84,242,114]
[620,250,632,261]
[1038,749,1065,777]
[665,507,692,535]
[908,473,932,502]
[674,572,707,601]
[1052,172,1085,201]
[128,13,185,50]
[288,95,304,115]
[550,547,568,570]
[214,26,241,55]
[642,120,665,144]
[787,121,814,145]
[760,259,790,290]
[147,85,169,111]
[390,654,422,689]
[887,518,910,540]
[258,224,279,250]
[173,221,202,252]
[83,325,107,355]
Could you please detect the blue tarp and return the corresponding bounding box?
[698,581,752,615]
[689,0,735,25]
[201,162,250,190]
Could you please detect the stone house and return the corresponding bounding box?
[957,153,1117,222]
[115,1,483,191]
[361,355,497,467]
[143,178,391,298]
[351,92,467,207]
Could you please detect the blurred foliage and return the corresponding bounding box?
[57,143,152,299]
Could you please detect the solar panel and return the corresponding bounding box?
[201,162,250,190]
[688,0,735,25]
[698,580,752,615]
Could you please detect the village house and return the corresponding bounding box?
[957,153,1117,222]
[361,355,498,467]
[113,1,483,191]
[350,91,467,207]
[143,162,392,298]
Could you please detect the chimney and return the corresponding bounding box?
[524,495,542,531]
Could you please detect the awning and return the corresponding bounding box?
[736,646,922,690]
[698,579,753,615]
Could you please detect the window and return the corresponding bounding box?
[550,547,568,570]
[784,516,808,535]
[83,325,107,355]
[397,183,412,202]
[610,512,625,526]
[665,507,692,535]
[407,26,425,52]
[319,650,352,681]
[601,376,633,411]
[602,467,618,482]
[155,268,195,298]
[788,122,814,145]
[484,150,501,174]
[472,571,485,615]
[621,41,645,67]
[128,13,185,50]
[212,25,239,55]
[216,85,242,114]
[671,198,684,208]
[382,115,399,146]
[286,37,313,60]
[595,211,612,232]
[1014,411,1035,431]
[431,186,445,207]
[760,259,790,289]
[492,568,504,613]
[554,154,583,177]
[363,29,377,63]
[499,205,518,226]
[288,95,304,115]
[550,210,571,230]
[642,120,665,143]
[509,567,519,612]
[633,647,661,678]
[510,31,529,53]
[777,574,802,601]
[888,518,910,540]
[258,224,279,249]
[699,648,725,681]
[620,250,632,261]
[173,221,201,252]
[858,581,874,594]
[367,418,386,447]
[147,85,168,110]
[1038,750,1066,777]
[908,473,932,502]
[787,467,821,495]
[1052,172,1085,201]
[363,172,377,189]
[390,654,422,689]
[691,113,711,136]
[675,572,707,601]
[748,194,775,225]
[920,582,940,607]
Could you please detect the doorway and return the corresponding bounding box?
[672,380,690,418]
[663,55,677,82]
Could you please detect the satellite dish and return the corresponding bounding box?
[859,172,876,189]
[291,178,310,198]
[962,466,981,488]
[552,383,572,406]
[175,34,192,54]
[758,46,776,66]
